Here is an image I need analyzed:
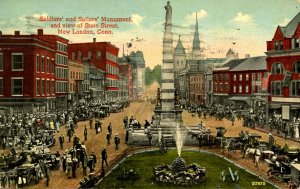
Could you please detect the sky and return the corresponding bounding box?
[0,0,300,68]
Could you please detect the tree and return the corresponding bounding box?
[145,67,154,86]
[152,65,162,85]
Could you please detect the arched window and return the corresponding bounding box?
[293,61,300,73]
[271,62,284,74]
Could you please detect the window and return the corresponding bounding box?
[41,79,45,95]
[0,77,2,95]
[293,61,300,73]
[233,85,236,93]
[224,74,228,81]
[41,56,45,72]
[271,63,284,74]
[274,41,279,51]
[252,73,256,81]
[97,51,101,60]
[290,81,300,96]
[245,73,249,81]
[294,38,300,48]
[106,52,117,63]
[245,85,249,93]
[72,52,75,61]
[78,51,82,60]
[271,81,282,95]
[238,85,242,93]
[46,58,50,73]
[88,51,92,59]
[280,41,283,50]
[47,80,50,95]
[257,73,262,81]
[0,53,3,70]
[36,79,40,96]
[12,53,23,70]
[239,74,243,81]
[52,80,55,95]
[52,59,55,74]
[233,74,236,81]
[224,84,228,92]
[11,78,23,95]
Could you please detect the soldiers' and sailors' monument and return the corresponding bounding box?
[152,1,183,136]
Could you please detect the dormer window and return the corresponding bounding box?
[293,38,300,48]
[274,41,283,51]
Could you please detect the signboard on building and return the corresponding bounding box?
[282,105,290,120]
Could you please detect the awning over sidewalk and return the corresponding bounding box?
[228,96,251,105]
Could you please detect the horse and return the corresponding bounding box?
[245,148,261,167]
[223,138,242,157]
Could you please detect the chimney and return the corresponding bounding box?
[93,38,96,43]
[245,54,250,58]
[15,31,20,36]
[37,29,43,35]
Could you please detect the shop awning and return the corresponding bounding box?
[228,96,251,105]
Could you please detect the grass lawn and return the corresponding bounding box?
[96,150,276,189]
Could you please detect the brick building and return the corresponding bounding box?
[0,29,68,113]
[266,12,300,117]
[68,60,83,106]
[213,57,267,107]
[69,39,119,101]
[118,56,133,99]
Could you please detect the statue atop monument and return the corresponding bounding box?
[165,1,172,24]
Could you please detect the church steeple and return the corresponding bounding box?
[174,35,185,54]
[191,12,201,60]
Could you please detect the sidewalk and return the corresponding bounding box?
[250,125,300,143]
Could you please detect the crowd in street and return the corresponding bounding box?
[0,99,129,188]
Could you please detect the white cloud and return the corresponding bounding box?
[185,9,207,23]
[279,18,290,26]
[131,14,143,26]
[233,12,254,24]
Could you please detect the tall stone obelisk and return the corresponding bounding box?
[161,1,174,111]
[152,1,183,137]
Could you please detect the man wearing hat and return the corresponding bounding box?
[59,134,64,149]
[268,133,274,150]
[83,126,88,141]
[114,133,120,150]
[101,148,108,168]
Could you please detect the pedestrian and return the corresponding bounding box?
[125,129,129,144]
[62,153,67,173]
[231,116,235,126]
[101,148,108,168]
[148,131,153,146]
[144,120,150,129]
[106,132,111,145]
[84,126,88,141]
[95,121,99,134]
[67,128,72,143]
[108,123,112,137]
[59,134,64,149]
[45,163,50,186]
[73,134,79,148]
[72,158,78,178]
[89,119,93,129]
[82,152,88,176]
[88,154,95,173]
[114,133,120,150]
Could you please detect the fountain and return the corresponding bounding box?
[153,2,206,186]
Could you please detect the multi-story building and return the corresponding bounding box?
[0,29,68,113]
[187,61,205,104]
[204,66,213,106]
[127,51,145,98]
[68,60,83,106]
[69,39,119,101]
[212,56,267,107]
[118,56,133,99]
[266,12,300,117]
